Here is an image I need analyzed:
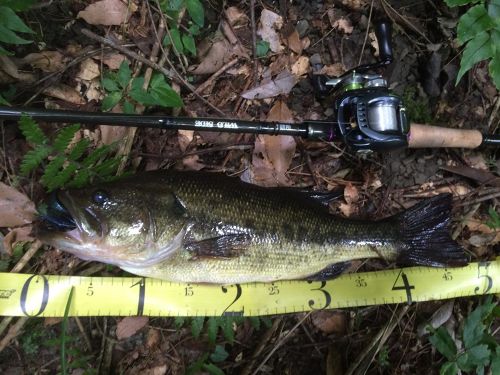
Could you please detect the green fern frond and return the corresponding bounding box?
[19,115,48,145]
[41,155,65,187]
[68,138,91,161]
[81,145,111,168]
[20,145,50,175]
[53,124,80,153]
[67,169,90,188]
[46,162,78,191]
[95,158,120,177]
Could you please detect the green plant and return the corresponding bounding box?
[256,40,270,57]
[101,60,183,113]
[158,0,204,57]
[428,296,499,375]
[19,115,122,191]
[175,316,272,375]
[486,206,500,229]
[402,85,433,124]
[0,0,35,55]
[445,0,500,89]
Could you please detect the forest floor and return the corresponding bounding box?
[0,0,498,374]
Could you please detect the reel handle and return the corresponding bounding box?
[408,124,484,149]
[374,20,393,65]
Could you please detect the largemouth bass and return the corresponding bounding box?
[36,170,468,283]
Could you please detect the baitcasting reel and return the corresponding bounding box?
[313,21,409,152]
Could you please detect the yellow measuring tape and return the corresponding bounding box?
[0,259,498,317]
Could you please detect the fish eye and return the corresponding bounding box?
[92,190,109,206]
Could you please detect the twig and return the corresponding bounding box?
[487,95,500,133]
[0,317,28,353]
[250,0,258,87]
[80,28,226,116]
[195,58,239,94]
[250,312,311,375]
[240,317,282,375]
[456,190,500,207]
[346,305,409,375]
[357,0,375,66]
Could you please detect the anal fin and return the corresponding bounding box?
[306,261,352,281]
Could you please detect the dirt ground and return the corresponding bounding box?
[0,0,498,374]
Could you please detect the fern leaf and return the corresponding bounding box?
[20,145,50,175]
[48,162,78,191]
[95,157,120,177]
[81,145,111,168]
[53,124,80,153]
[68,138,90,161]
[19,115,48,145]
[41,155,65,187]
[67,169,90,188]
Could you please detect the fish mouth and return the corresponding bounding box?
[37,190,104,245]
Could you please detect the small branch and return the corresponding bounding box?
[80,28,226,116]
[250,0,258,87]
[195,58,239,94]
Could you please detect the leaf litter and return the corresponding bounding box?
[1,1,499,374]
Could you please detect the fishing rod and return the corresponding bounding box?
[0,21,498,153]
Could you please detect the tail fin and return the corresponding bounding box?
[396,194,469,267]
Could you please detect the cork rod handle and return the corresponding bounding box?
[408,123,484,149]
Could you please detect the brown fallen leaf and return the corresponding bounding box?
[334,18,354,34]
[21,51,66,73]
[76,58,100,81]
[291,56,310,77]
[318,63,345,76]
[241,70,297,99]
[178,130,195,152]
[326,344,344,375]
[0,183,36,227]
[311,311,347,334]
[190,34,235,75]
[257,9,283,53]
[344,183,359,204]
[225,6,248,27]
[244,101,296,186]
[96,53,127,70]
[78,0,130,26]
[0,55,35,82]
[43,84,86,105]
[3,227,34,255]
[116,316,149,340]
[286,30,302,54]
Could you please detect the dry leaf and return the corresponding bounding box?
[318,63,345,76]
[43,84,85,105]
[142,365,167,375]
[191,36,234,75]
[0,183,36,227]
[257,9,283,53]
[97,53,127,70]
[182,155,205,170]
[334,18,353,34]
[76,58,100,81]
[99,125,128,145]
[241,70,297,99]
[291,56,309,76]
[287,30,302,54]
[3,227,34,255]
[225,6,248,26]
[0,55,35,82]
[311,311,347,334]
[344,184,359,204]
[21,51,66,73]
[339,202,353,217]
[417,301,454,337]
[178,130,194,152]
[245,101,296,186]
[146,328,161,349]
[369,32,379,57]
[326,344,344,375]
[116,316,149,340]
[78,0,130,26]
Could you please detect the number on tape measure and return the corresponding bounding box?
[268,283,279,295]
[308,280,332,310]
[20,275,49,317]
[221,284,243,315]
[474,262,493,295]
[442,269,453,281]
[184,284,194,297]
[391,270,414,304]
[131,278,146,315]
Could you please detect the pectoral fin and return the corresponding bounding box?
[185,233,251,260]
